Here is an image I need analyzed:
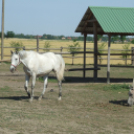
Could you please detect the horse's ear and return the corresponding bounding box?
[15,51,18,54]
[11,50,13,55]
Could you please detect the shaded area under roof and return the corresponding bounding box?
[75,6,134,35]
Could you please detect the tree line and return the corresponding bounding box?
[0,31,133,43]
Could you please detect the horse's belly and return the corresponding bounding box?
[23,65,53,76]
[37,68,52,76]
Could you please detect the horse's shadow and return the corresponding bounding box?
[0,96,29,101]
[0,96,47,101]
[109,99,129,107]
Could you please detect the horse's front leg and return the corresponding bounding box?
[38,75,48,101]
[30,73,36,102]
[58,81,62,100]
[24,74,31,98]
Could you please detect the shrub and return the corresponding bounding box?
[67,40,80,55]
[10,41,23,51]
[98,43,106,64]
[131,39,134,44]
[44,41,51,52]
[121,43,130,65]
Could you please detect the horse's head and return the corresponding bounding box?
[128,86,134,106]
[10,51,21,73]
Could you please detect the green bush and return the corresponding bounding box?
[67,40,80,55]
[98,43,106,64]
[10,41,24,51]
[131,39,134,44]
[44,41,51,52]
[121,43,130,65]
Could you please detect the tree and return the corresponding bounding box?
[67,40,80,54]
[131,39,134,44]
[67,40,80,65]
[98,43,106,64]
[10,41,24,51]
[121,43,130,65]
[97,35,102,41]
[6,31,15,38]
[120,35,126,43]
[43,41,51,52]
[111,35,119,43]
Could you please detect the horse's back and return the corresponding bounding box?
[20,51,65,76]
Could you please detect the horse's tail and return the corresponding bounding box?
[56,55,65,81]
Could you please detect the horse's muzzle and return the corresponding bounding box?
[10,66,15,73]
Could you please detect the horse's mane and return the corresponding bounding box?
[19,50,27,59]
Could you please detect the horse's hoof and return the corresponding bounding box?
[29,98,33,102]
[58,97,61,101]
[38,96,42,101]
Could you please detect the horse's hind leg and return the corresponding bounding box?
[58,81,62,100]
[24,74,31,98]
[38,76,48,101]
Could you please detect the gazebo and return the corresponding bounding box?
[75,6,134,83]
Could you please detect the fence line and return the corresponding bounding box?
[1,41,134,65]
[1,46,134,65]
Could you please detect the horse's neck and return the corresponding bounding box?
[19,50,28,66]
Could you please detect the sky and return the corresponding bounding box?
[0,0,134,37]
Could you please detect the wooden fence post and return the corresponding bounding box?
[60,47,63,55]
[36,35,39,52]
[83,33,87,78]
[107,34,111,84]
[1,0,5,60]
[72,53,74,65]
[131,47,134,65]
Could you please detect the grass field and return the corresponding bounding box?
[0,63,134,134]
[1,38,134,65]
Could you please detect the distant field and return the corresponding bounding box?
[1,38,134,64]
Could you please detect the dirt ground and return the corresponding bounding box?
[0,63,134,134]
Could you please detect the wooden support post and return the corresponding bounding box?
[93,22,98,81]
[1,0,4,60]
[131,47,134,65]
[60,46,63,55]
[36,35,39,52]
[83,33,87,78]
[72,54,74,65]
[133,78,134,88]
[107,35,111,84]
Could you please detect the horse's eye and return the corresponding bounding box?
[15,58,18,61]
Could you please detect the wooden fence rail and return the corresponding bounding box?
[0,47,134,65]
[1,41,134,65]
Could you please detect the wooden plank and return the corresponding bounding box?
[36,36,39,52]
[107,35,111,84]
[98,65,134,68]
[93,22,98,81]
[82,12,93,33]
[83,33,87,78]
[0,59,10,62]
[1,0,4,60]
[66,68,100,71]
[87,19,97,22]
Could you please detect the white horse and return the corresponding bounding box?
[10,50,65,102]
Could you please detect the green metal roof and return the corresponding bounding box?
[75,6,134,35]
